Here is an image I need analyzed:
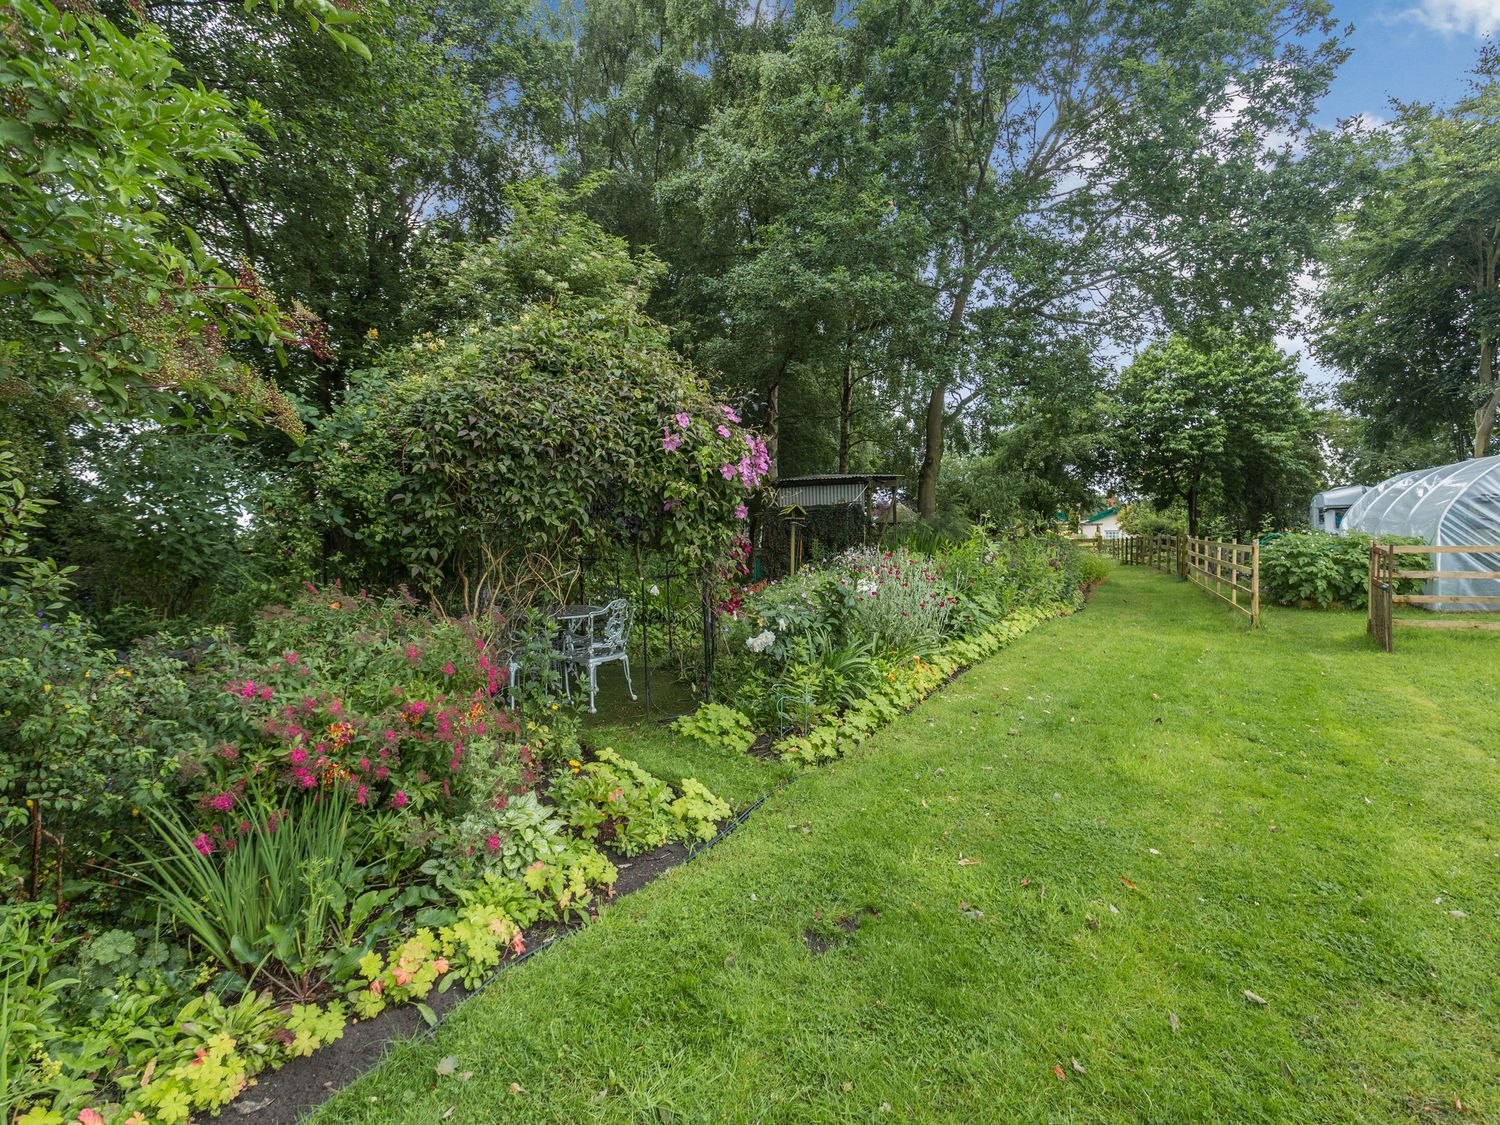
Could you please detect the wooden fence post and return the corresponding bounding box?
[1250,538,1260,628]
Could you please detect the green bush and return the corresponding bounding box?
[1259,532,1425,609]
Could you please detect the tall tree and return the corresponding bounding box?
[1114,331,1318,537]
[1316,49,1500,459]
[848,0,1346,515]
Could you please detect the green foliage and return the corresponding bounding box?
[314,193,768,603]
[135,790,395,994]
[669,780,731,845]
[672,704,756,755]
[0,0,313,434]
[1114,331,1320,537]
[1259,532,1426,610]
[552,750,726,857]
[1316,50,1500,460]
[1077,553,1113,592]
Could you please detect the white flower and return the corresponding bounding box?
[745,629,777,653]
[776,617,786,630]
[648,584,660,596]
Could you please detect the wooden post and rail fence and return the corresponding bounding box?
[1367,542,1500,652]
[1079,531,1259,627]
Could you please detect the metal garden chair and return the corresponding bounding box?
[562,596,636,713]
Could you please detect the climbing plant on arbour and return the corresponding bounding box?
[315,240,767,611]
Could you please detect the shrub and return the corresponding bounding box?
[672,703,756,753]
[1259,532,1424,609]
[551,750,727,857]
[1077,552,1113,592]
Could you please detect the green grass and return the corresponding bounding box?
[323,568,1500,1123]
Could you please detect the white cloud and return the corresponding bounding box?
[1403,0,1500,36]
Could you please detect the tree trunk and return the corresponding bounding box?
[917,378,947,518]
[837,334,854,474]
[1474,333,1497,457]
[765,365,782,480]
[1186,485,1200,540]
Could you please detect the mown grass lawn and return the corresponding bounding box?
[320,567,1500,1123]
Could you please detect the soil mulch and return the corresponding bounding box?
[230,839,695,1123]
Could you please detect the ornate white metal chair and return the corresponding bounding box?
[562,597,636,713]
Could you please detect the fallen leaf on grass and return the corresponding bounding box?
[1107,903,1120,914]
[441,1108,454,1120]
[508,1083,524,1094]
[1019,877,1031,887]
[1243,990,1268,1006]
[1071,1058,1086,1074]
[1151,693,1161,701]
[435,1056,459,1077]
[840,1082,854,1093]
[1053,1065,1067,1081]
[957,856,980,866]
[1120,877,1138,891]
[1168,1011,1180,1034]
[1280,1060,1295,1085]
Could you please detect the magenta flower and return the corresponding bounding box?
[675,412,691,429]
[662,429,682,453]
[356,784,368,806]
[390,790,409,809]
[289,746,308,765]
[716,424,731,438]
[192,833,215,857]
[209,792,234,813]
[487,834,501,852]
[442,661,455,676]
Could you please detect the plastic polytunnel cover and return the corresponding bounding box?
[1344,454,1500,612]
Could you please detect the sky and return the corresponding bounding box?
[1320,0,1495,124]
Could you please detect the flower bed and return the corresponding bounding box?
[674,531,1085,762]
[0,586,729,1125]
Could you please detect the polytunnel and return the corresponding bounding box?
[1344,454,1500,611]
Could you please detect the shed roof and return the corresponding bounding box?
[1081,505,1120,525]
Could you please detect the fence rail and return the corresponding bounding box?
[1367,542,1500,652]
[1080,531,1258,626]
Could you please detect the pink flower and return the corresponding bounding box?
[734,503,749,520]
[192,833,215,857]
[356,785,368,806]
[390,790,409,809]
[486,835,501,852]
[393,968,412,986]
[283,652,299,666]
[433,957,450,974]
[720,463,736,480]
[369,979,384,996]
[442,661,455,676]
[289,746,308,765]
[77,1109,105,1125]
[209,792,234,813]
[716,423,731,438]
[404,645,420,663]
[662,429,682,453]
[721,405,741,423]
[375,766,390,780]
[675,412,691,429]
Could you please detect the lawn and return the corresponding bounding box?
[318,567,1499,1123]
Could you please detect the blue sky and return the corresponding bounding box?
[1321,0,1494,122]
